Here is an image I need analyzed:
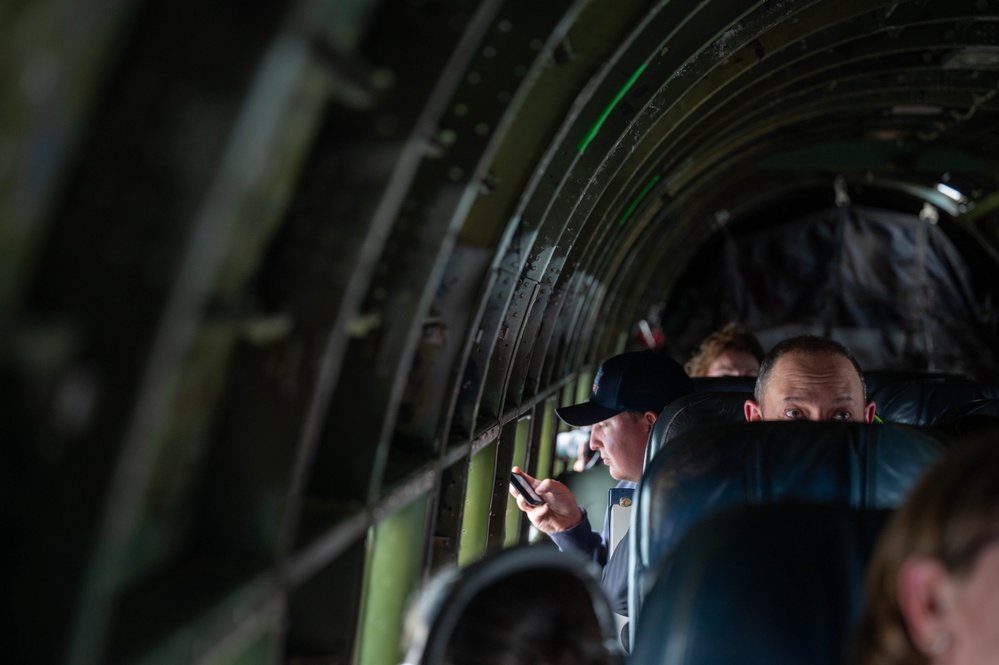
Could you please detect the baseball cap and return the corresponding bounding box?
[555,351,694,426]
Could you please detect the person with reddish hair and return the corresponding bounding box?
[684,322,765,378]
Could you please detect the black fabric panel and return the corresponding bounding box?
[665,205,999,379]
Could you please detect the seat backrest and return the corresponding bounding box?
[629,421,949,633]
[871,378,999,425]
[645,391,750,467]
[629,502,891,665]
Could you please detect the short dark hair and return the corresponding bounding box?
[754,335,867,403]
[404,551,619,665]
[447,567,617,665]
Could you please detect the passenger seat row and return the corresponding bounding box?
[407,373,999,665]
[624,372,999,663]
[653,375,999,459]
[629,419,953,663]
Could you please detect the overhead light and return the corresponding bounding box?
[891,104,943,116]
[866,128,909,141]
[942,46,999,70]
[936,182,964,202]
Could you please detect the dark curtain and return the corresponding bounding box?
[664,205,999,379]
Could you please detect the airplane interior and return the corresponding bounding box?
[4,1,999,663]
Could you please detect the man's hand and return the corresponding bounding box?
[508,466,584,534]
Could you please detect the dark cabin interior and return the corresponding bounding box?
[3,1,999,663]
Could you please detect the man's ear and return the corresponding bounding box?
[864,401,877,424]
[897,557,951,657]
[643,409,659,430]
[744,400,763,422]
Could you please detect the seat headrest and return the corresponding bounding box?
[691,375,757,393]
[862,369,964,394]
[871,379,999,425]
[646,391,750,466]
[630,502,891,665]
[636,421,947,570]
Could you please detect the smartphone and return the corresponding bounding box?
[510,472,545,507]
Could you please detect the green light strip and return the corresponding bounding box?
[619,174,660,227]
[577,62,648,153]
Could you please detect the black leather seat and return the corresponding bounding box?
[871,378,999,425]
[691,375,757,393]
[629,502,891,665]
[403,545,623,664]
[930,398,999,441]
[933,396,999,422]
[645,391,751,466]
[629,421,949,632]
[863,369,964,394]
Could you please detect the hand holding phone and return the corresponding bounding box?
[510,471,545,507]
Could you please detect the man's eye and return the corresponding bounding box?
[784,409,803,419]
[832,411,852,421]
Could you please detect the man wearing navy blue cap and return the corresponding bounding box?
[510,350,693,617]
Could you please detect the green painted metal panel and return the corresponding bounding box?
[458,442,497,566]
[504,417,533,547]
[536,399,557,484]
[355,496,429,665]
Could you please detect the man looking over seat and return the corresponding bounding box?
[744,335,877,423]
[510,350,693,614]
